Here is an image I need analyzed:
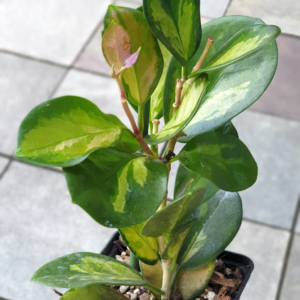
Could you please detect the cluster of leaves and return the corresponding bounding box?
[15,1,280,299]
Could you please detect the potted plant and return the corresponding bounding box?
[15,1,280,299]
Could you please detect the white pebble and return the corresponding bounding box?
[133,289,140,294]
[130,286,135,289]
[120,286,129,294]
[131,294,137,300]
[226,268,232,275]
[126,291,132,295]
[150,295,155,300]
[121,251,127,259]
[207,291,217,300]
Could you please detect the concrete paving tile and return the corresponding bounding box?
[53,69,137,129]
[280,234,300,300]
[0,157,9,176]
[250,35,300,122]
[0,53,66,155]
[227,220,290,300]
[296,212,300,234]
[201,0,231,18]
[232,111,300,230]
[0,162,115,300]
[226,0,300,36]
[0,0,112,65]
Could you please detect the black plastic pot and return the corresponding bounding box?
[101,231,254,300]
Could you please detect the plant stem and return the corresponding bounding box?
[138,104,144,134]
[171,266,181,290]
[151,119,160,157]
[161,259,172,300]
[173,77,186,114]
[129,251,139,270]
[181,63,189,78]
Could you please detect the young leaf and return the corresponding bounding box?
[60,285,128,300]
[15,96,122,167]
[124,47,141,69]
[163,16,279,142]
[106,114,141,153]
[178,131,257,192]
[175,260,215,300]
[145,74,207,145]
[102,21,131,72]
[63,148,168,228]
[103,5,163,106]
[177,191,243,270]
[143,0,201,66]
[31,252,146,288]
[119,222,159,265]
[142,185,206,237]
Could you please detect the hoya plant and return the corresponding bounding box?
[15,1,280,300]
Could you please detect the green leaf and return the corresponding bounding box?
[163,16,279,142]
[31,252,146,288]
[175,260,215,300]
[60,285,128,300]
[161,220,195,265]
[216,121,239,138]
[15,96,122,167]
[150,42,172,122]
[102,21,131,72]
[63,148,168,228]
[174,163,219,202]
[103,5,163,106]
[145,74,207,145]
[143,0,201,66]
[189,25,280,77]
[178,131,257,191]
[178,191,242,270]
[119,222,159,265]
[142,184,206,238]
[106,114,141,153]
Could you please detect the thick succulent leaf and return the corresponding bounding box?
[63,148,168,228]
[119,222,159,265]
[189,25,280,77]
[142,184,206,237]
[15,96,122,167]
[143,0,201,66]
[216,121,239,138]
[150,42,172,122]
[140,261,163,289]
[60,285,128,300]
[145,75,207,145]
[102,21,131,71]
[163,16,279,142]
[161,220,195,263]
[103,5,163,105]
[174,163,219,202]
[175,260,215,300]
[106,114,140,153]
[178,131,257,191]
[31,252,146,288]
[178,191,243,270]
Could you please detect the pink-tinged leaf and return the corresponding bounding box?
[102,21,131,71]
[124,47,141,69]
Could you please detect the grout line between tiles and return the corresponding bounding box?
[242,217,291,233]
[275,196,300,300]
[223,0,234,16]
[0,158,13,180]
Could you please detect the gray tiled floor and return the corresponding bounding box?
[226,0,300,36]
[232,111,300,230]
[280,234,300,300]
[296,213,300,233]
[201,0,231,18]
[0,0,113,65]
[227,220,290,300]
[0,162,115,300]
[0,157,9,176]
[0,53,66,155]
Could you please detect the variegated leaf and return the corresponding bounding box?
[178,131,257,192]
[143,0,201,66]
[142,184,206,238]
[145,75,207,145]
[60,285,128,300]
[119,222,159,265]
[190,25,280,77]
[177,191,242,271]
[216,121,239,138]
[103,6,163,106]
[15,96,122,167]
[175,260,215,300]
[63,148,168,228]
[140,260,163,289]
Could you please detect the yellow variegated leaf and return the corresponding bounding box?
[119,222,159,265]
